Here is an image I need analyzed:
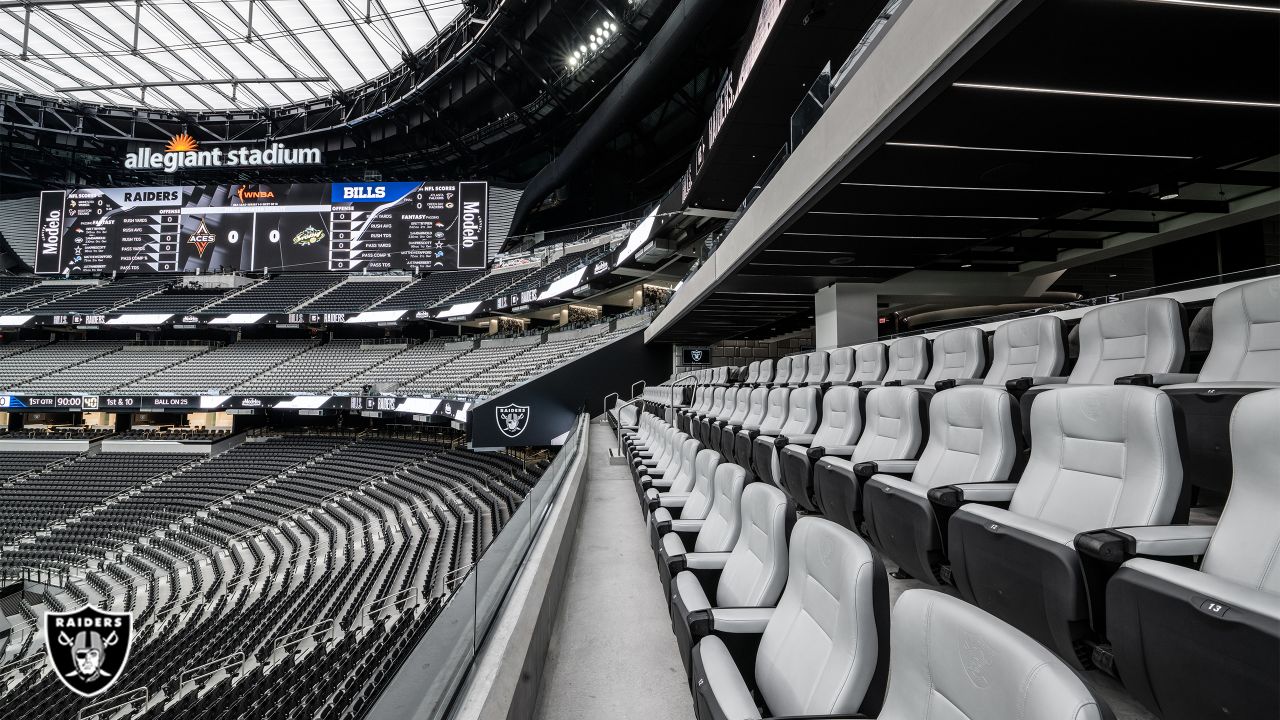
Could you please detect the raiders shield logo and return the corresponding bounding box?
[45,606,133,697]
[690,350,705,362]
[496,404,530,438]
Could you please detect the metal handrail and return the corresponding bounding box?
[611,396,645,452]
[668,374,700,424]
[629,380,646,400]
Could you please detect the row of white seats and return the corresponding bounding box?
[621,385,1278,719]
[672,276,1279,494]
[625,275,1280,720]
[618,412,1113,719]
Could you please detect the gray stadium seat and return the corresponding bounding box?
[946,385,1182,668]
[1101,388,1280,720]
[750,386,820,486]
[1155,276,1280,493]
[812,386,927,532]
[647,448,722,553]
[851,342,888,385]
[822,346,854,386]
[668,482,791,674]
[717,385,767,462]
[800,350,828,386]
[783,353,808,387]
[688,516,888,720]
[732,387,790,478]
[872,590,1107,720]
[777,385,862,512]
[862,385,1019,583]
[906,326,986,388]
[655,462,747,601]
[872,336,929,386]
[1008,296,1186,444]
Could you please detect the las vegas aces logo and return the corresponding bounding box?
[45,606,133,697]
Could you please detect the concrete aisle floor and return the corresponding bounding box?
[533,421,695,720]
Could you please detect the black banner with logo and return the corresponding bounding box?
[470,329,669,447]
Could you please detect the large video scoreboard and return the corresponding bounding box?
[35,181,488,274]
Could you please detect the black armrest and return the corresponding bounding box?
[1075,529,1131,564]
[1005,376,1033,395]
[884,380,903,387]
[927,483,1017,507]
[934,378,957,392]
[647,496,664,516]
[773,435,790,449]
[687,608,714,645]
[806,446,827,460]
[853,462,878,481]
[742,428,761,441]
[1114,373,1153,387]
[928,486,963,508]
[666,554,687,578]
[819,381,833,392]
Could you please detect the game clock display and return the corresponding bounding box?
[35,181,488,275]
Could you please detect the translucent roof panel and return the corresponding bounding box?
[0,0,466,111]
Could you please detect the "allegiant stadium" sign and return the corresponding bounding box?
[125,133,321,173]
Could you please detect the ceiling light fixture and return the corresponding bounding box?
[954,82,1280,108]
[840,181,1105,195]
[1157,181,1181,200]
[1135,0,1279,12]
[885,141,1195,160]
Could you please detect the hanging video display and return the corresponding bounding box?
[34,181,488,275]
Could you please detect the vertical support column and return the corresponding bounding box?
[814,283,877,350]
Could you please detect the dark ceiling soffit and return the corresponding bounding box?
[511,0,727,231]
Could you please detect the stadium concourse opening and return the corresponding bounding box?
[0,1,1276,719]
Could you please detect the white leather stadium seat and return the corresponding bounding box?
[668,482,791,674]
[811,386,926,533]
[749,386,820,487]
[777,385,862,513]
[1101,387,1280,720]
[861,385,1019,583]
[873,590,1106,720]
[687,516,888,720]
[945,385,1182,668]
[654,462,747,601]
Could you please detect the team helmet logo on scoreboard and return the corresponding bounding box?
[45,606,134,698]
[186,219,216,258]
[496,404,530,438]
[165,133,198,153]
[690,350,705,362]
